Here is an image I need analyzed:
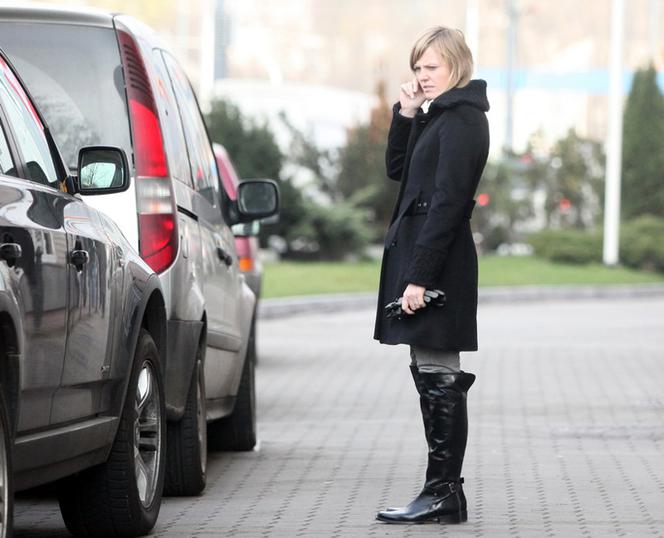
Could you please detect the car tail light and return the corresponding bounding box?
[117,29,177,273]
[238,256,254,272]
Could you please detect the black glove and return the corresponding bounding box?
[384,289,446,320]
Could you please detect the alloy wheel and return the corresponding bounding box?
[134,360,162,507]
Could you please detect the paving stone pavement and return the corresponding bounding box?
[14,297,664,537]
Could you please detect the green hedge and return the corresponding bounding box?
[528,216,664,272]
[528,229,602,265]
[620,216,664,272]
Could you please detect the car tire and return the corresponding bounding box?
[248,312,258,365]
[0,389,13,538]
[207,324,256,451]
[164,349,207,496]
[57,329,166,537]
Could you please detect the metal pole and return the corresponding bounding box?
[505,0,517,153]
[199,0,216,109]
[603,0,625,266]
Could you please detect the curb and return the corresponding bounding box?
[258,283,664,320]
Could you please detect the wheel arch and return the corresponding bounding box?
[116,273,167,416]
[141,287,167,375]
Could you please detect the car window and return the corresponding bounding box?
[162,52,220,207]
[0,57,59,187]
[0,22,132,171]
[0,121,17,177]
[150,50,192,187]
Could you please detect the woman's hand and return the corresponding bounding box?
[401,283,426,315]
[399,77,425,118]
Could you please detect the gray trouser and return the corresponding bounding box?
[410,346,461,373]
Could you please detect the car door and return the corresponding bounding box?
[0,54,70,432]
[161,52,243,399]
[52,196,118,423]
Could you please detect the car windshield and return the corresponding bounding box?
[0,21,132,171]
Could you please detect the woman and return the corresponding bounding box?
[374,26,489,525]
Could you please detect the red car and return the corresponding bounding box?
[214,143,263,300]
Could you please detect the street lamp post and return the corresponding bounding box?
[505,0,518,154]
[199,0,216,109]
[603,0,625,266]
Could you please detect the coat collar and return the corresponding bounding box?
[428,79,490,113]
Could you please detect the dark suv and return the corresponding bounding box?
[0,5,279,500]
[0,50,168,536]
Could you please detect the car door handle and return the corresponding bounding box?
[0,243,22,264]
[216,246,233,267]
[69,249,90,270]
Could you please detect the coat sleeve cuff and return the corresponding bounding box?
[393,102,414,122]
[389,103,413,135]
[404,244,447,289]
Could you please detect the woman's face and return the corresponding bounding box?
[413,46,452,100]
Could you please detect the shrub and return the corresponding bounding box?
[304,203,372,260]
[277,200,372,261]
[528,229,602,264]
[620,216,664,272]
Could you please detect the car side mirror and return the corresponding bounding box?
[235,180,279,223]
[77,146,130,195]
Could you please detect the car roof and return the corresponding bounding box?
[0,4,172,54]
[0,3,114,27]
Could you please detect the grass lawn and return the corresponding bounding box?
[262,256,664,298]
[479,256,664,286]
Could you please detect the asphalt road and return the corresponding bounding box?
[15,297,664,537]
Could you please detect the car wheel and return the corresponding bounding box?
[0,390,12,538]
[57,329,166,537]
[207,324,256,451]
[164,349,207,496]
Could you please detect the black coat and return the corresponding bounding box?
[373,80,490,351]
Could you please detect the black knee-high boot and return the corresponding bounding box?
[376,369,475,524]
[411,364,432,445]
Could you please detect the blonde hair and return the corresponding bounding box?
[410,26,474,89]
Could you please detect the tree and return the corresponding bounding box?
[541,129,604,229]
[279,113,340,202]
[473,129,604,252]
[337,81,398,239]
[622,64,664,219]
[205,99,283,180]
[473,156,537,250]
[205,98,370,260]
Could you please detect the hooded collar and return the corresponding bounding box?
[429,79,490,113]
